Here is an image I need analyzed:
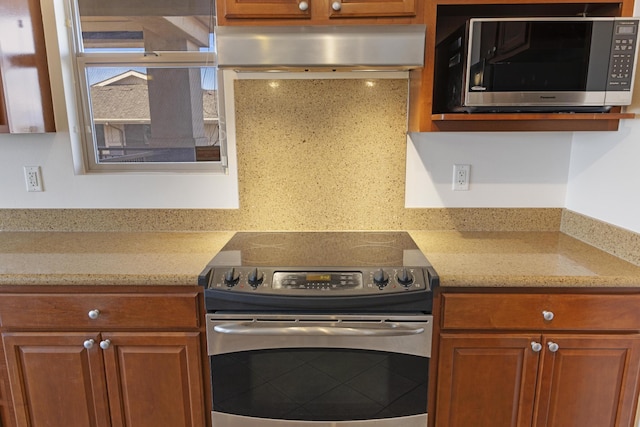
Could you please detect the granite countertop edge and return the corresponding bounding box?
[435,275,640,289]
[0,230,639,289]
[0,274,200,287]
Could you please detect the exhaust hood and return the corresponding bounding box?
[215,24,426,71]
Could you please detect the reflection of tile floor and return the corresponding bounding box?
[212,349,429,421]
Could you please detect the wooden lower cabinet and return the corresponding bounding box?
[0,288,208,427]
[0,339,17,427]
[2,331,204,427]
[436,333,541,427]
[2,332,110,427]
[534,335,640,427]
[102,332,205,427]
[435,332,640,427]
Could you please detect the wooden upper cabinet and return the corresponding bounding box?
[327,0,418,18]
[216,0,422,24]
[218,0,312,20]
[0,70,8,133]
[0,0,55,133]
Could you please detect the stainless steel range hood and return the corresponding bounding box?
[215,25,426,71]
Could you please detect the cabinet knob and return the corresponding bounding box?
[332,1,341,11]
[298,1,309,11]
[542,310,554,321]
[83,339,95,349]
[530,341,543,352]
[88,309,100,319]
[547,341,560,353]
[99,339,111,350]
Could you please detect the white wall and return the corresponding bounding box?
[405,132,572,208]
[565,0,640,234]
[0,0,239,209]
[0,131,239,208]
[567,121,640,233]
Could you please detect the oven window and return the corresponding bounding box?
[211,348,428,421]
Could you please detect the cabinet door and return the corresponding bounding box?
[101,332,206,427]
[435,333,541,427]
[534,334,640,427]
[327,0,417,18]
[1,332,111,427]
[0,69,8,133]
[0,0,55,133]
[0,338,16,427]
[218,0,312,20]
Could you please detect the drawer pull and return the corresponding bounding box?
[332,1,341,11]
[542,310,554,321]
[88,309,100,320]
[83,339,95,349]
[547,342,560,353]
[99,339,111,350]
[530,342,543,352]
[298,1,309,11]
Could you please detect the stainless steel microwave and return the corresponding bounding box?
[433,17,640,113]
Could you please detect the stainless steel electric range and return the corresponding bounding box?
[198,232,438,427]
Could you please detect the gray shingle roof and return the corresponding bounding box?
[90,72,218,121]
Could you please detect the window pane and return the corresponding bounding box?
[86,66,220,164]
[76,0,215,52]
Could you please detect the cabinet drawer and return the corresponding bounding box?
[441,293,640,331]
[0,292,201,330]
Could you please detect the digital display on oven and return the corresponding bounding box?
[273,271,363,290]
[306,274,331,282]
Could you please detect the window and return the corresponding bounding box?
[70,0,226,172]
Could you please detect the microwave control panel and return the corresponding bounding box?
[607,20,639,91]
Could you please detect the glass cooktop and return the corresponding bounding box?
[203,231,431,268]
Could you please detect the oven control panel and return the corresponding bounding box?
[203,267,428,295]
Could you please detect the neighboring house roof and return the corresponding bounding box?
[93,70,148,87]
[90,70,218,123]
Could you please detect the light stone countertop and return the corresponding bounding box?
[0,230,639,288]
[410,231,640,288]
[0,232,234,286]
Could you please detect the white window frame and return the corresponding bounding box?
[68,1,226,173]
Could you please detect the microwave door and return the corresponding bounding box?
[465,20,606,109]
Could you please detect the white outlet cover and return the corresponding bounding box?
[453,164,470,191]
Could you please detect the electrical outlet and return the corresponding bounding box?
[452,164,470,191]
[24,166,43,192]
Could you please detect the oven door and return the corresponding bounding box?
[206,313,432,427]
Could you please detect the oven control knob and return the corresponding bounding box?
[373,269,389,288]
[397,268,414,287]
[224,268,240,287]
[247,268,264,287]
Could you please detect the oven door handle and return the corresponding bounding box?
[213,322,425,337]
